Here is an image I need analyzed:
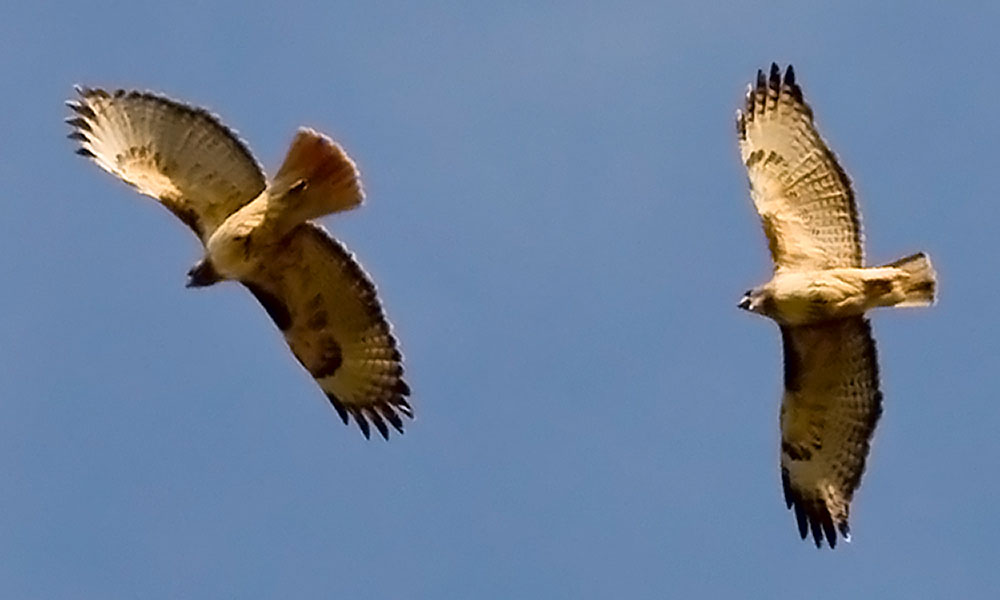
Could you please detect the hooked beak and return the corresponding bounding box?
[186,259,221,288]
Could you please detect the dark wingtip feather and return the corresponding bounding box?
[809,516,824,548]
[785,64,796,86]
[768,63,781,94]
[354,412,371,439]
[326,393,350,425]
[65,116,92,131]
[66,131,88,142]
[822,511,838,548]
[66,100,97,119]
[74,147,96,158]
[785,491,845,548]
[367,409,390,440]
[392,397,414,418]
[781,468,794,509]
[379,406,405,434]
[794,501,809,540]
[838,521,851,540]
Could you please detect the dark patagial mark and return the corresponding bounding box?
[310,337,342,379]
[306,310,329,331]
[242,282,292,330]
[168,205,204,237]
[779,327,803,392]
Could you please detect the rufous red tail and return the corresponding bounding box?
[270,128,364,224]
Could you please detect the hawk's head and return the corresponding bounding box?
[738,287,769,316]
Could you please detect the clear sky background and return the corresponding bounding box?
[1,1,998,598]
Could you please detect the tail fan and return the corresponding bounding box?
[884,252,936,306]
[268,128,364,230]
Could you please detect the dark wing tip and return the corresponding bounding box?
[73,85,109,99]
[748,63,808,114]
[822,511,838,548]
[838,521,851,541]
[366,409,390,440]
[391,396,414,418]
[797,500,846,549]
[326,393,350,425]
[767,63,782,99]
[354,412,372,439]
[378,405,406,434]
[66,100,97,119]
[782,467,846,549]
[65,116,92,131]
[793,500,810,541]
[328,396,412,440]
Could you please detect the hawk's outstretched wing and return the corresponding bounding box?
[737,64,862,271]
[241,223,411,439]
[779,317,882,548]
[67,87,266,241]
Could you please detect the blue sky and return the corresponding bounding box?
[2,1,998,597]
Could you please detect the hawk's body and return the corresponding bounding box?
[68,88,411,439]
[759,257,934,326]
[736,65,936,547]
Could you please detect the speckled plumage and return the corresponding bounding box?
[736,65,935,547]
[68,87,411,439]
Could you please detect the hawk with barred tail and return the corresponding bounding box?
[736,65,936,547]
[67,87,411,439]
